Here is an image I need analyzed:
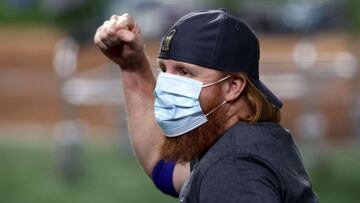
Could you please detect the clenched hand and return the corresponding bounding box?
[94,14,146,69]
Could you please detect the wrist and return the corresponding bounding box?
[118,52,149,71]
[120,55,155,93]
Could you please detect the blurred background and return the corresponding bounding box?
[0,0,359,202]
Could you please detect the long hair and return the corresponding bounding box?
[223,72,281,123]
[241,75,281,123]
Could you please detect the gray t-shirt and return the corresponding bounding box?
[179,122,319,203]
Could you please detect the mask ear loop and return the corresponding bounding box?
[202,75,231,117]
[205,100,227,117]
[202,75,231,88]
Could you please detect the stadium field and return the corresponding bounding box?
[0,138,359,203]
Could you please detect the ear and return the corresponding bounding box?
[224,74,246,102]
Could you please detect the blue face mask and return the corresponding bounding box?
[154,72,230,137]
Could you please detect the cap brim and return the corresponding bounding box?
[252,79,283,109]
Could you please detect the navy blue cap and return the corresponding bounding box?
[159,9,282,109]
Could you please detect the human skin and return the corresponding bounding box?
[94,14,249,193]
[94,14,190,192]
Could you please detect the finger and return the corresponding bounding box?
[96,14,136,48]
[94,27,103,44]
[132,22,141,35]
[94,19,116,49]
[110,15,119,21]
[115,19,129,30]
[102,19,116,36]
[108,35,121,44]
[116,13,135,31]
[107,19,118,36]
[101,20,111,34]
[96,19,117,46]
[116,29,136,43]
[94,19,109,37]
[99,31,113,48]
[96,24,103,33]
[105,20,122,45]
[94,34,108,50]
[97,40,108,50]
[122,13,135,30]
[103,20,110,27]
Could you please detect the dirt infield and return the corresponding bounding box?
[0,26,357,140]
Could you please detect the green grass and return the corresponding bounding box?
[0,138,359,203]
[0,139,176,203]
[309,147,360,203]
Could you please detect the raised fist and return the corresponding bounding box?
[94,14,145,69]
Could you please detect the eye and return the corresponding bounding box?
[178,68,192,76]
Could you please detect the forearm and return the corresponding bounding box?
[94,13,190,194]
[120,55,163,176]
[120,57,190,192]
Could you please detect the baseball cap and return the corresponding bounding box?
[158,9,283,109]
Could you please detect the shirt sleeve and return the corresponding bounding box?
[199,156,282,203]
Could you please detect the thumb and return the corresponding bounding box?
[116,29,136,43]
[116,29,142,51]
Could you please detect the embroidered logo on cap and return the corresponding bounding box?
[161,29,176,52]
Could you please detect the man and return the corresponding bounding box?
[94,9,319,202]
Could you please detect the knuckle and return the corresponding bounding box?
[102,26,110,35]
[99,32,107,41]
[103,20,110,26]
[117,16,127,24]
[116,20,128,29]
[96,25,103,32]
[107,29,116,36]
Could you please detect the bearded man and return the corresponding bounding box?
[94,9,319,203]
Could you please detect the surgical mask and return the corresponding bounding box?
[154,72,230,137]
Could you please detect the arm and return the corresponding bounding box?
[94,14,189,193]
[200,157,281,203]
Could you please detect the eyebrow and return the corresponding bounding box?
[157,59,200,75]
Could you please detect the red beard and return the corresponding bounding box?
[159,90,227,164]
